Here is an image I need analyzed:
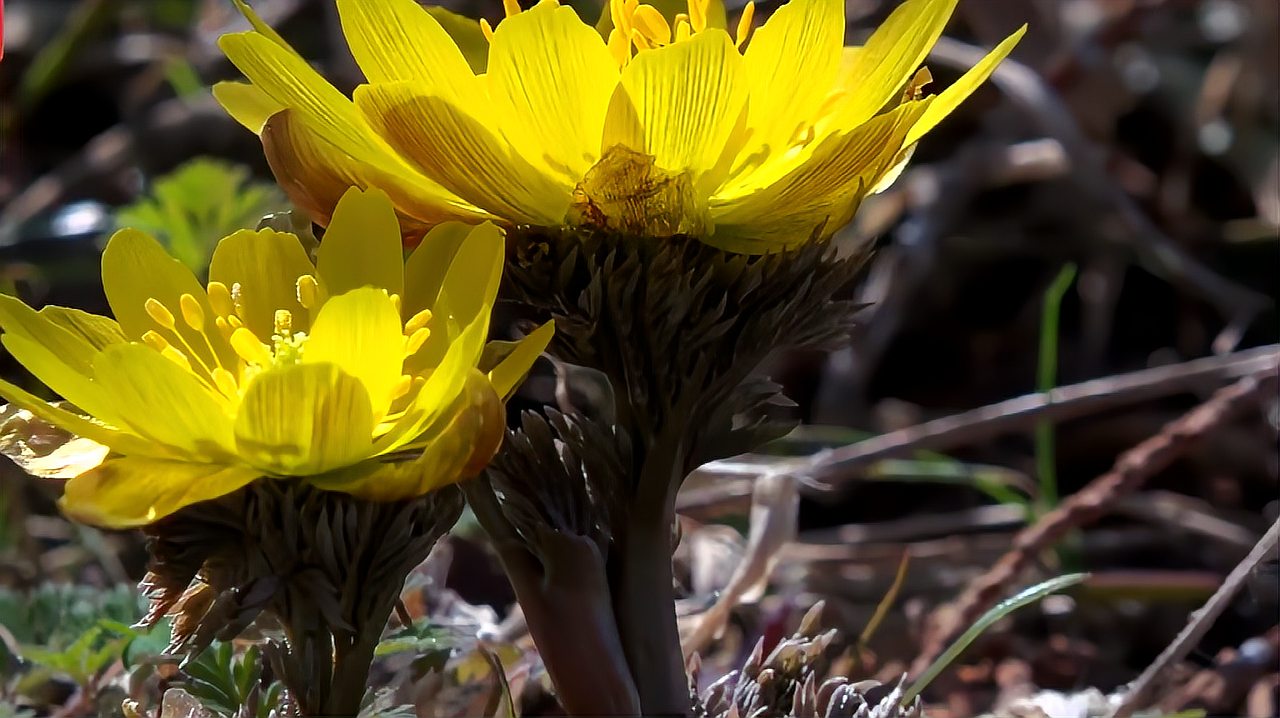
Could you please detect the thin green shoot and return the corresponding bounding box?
[1035,264,1077,513]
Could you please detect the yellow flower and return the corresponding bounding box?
[0,188,552,528]
[215,0,1023,253]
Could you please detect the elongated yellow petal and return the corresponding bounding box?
[0,377,162,457]
[488,320,554,400]
[410,222,504,374]
[2,431,109,480]
[402,221,472,321]
[235,363,374,475]
[903,25,1025,146]
[1,334,125,431]
[310,369,499,500]
[0,295,101,376]
[338,0,474,92]
[92,344,236,460]
[355,82,571,225]
[487,1,619,183]
[375,309,488,455]
[101,229,236,370]
[831,0,958,129]
[710,100,929,251]
[737,0,844,164]
[603,30,748,186]
[212,81,284,134]
[61,457,260,528]
[260,110,489,235]
[38,306,126,351]
[304,288,405,420]
[208,228,315,339]
[315,188,404,299]
[426,6,491,73]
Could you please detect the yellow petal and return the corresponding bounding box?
[260,109,488,234]
[830,0,958,128]
[92,344,236,460]
[709,100,929,252]
[212,81,284,134]
[402,221,473,321]
[425,6,491,74]
[0,295,101,375]
[487,320,554,400]
[410,222,503,374]
[603,30,749,186]
[904,25,1025,146]
[38,306,126,351]
[310,370,499,500]
[315,188,404,299]
[230,0,294,51]
[61,457,260,528]
[375,308,489,455]
[355,82,572,225]
[100,229,236,370]
[208,228,315,339]
[235,363,374,475]
[6,436,109,480]
[737,0,844,164]
[220,31,377,155]
[304,287,405,420]
[487,1,619,183]
[0,376,163,457]
[337,0,474,92]
[1,333,124,431]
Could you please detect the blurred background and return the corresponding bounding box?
[0,0,1276,716]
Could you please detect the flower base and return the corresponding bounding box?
[137,480,463,717]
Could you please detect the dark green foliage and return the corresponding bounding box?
[175,642,282,718]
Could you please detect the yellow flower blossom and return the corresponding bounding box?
[0,188,552,528]
[215,0,1023,252]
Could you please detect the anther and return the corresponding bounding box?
[404,308,433,335]
[405,327,430,356]
[142,330,170,353]
[207,281,235,318]
[390,374,414,402]
[390,293,402,316]
[689,0,708,33]
[502,0,521,18]
[212,367,239,397]
[296,275,319,310]
[160,346,192,370]
[179,294,205,330]
[274,309,293,337]
[144,298,176,330]
[480,17,494,41]
[632,5,671,46]
[736,2,755,48]
[228,315,245,330]
[230,327,273,366]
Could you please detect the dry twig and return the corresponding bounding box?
[909,369,1278,677]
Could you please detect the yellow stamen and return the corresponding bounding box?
[274,309,293,336]
[215,316,233,339]
[689,0,708,33]
[502,0,521,18]
[405,327,430,357]
[735,1,755,49]
[179,293,205,330]
[632,5,671,46]
[144,298,176,330]
[142,330,170,353]
[212,367,239,397]
[159,346,192,370]
[390,293,402,316]
[390,374,413,402]
[674,17,691,42]
[480,18,494,42]
[607,28,630,67]
[296,275,319,310]
[630,28,654,51]
[228,315,245,330]
[207,281,235,318]
[230,327,273,366]
[404,308,433,335]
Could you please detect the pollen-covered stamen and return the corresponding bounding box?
[296,275,319,310]
[688,0,709,33]
[405,328,430,357]
[502,0,522,18]
[735,1,755,49]
[207,281,236,318]
[212,367,239,397]
[270,309,308,365]
[390,374,413,402]
[230,327,273,367]
[404,308,433,336]
[144,298,176,330]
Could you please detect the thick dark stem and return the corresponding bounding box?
[612,507,687,717]
[326,626,382,715]
[464,479,640,716]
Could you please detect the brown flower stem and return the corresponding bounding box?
[464,479,641,716]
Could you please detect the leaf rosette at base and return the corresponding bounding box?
[0,187,552,528]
